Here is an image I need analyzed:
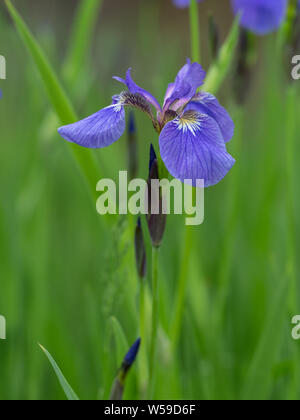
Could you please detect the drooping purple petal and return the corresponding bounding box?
[114,69,162,113]
[163,59,206,112]
[172,0,203,9]
[186,92,234,143]
[159,111,235,187]
[58,103,125,149]
[231,0,288,35]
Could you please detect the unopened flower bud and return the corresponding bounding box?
[110,338,141,400]
[146,145,167,248]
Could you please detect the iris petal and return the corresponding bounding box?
[163,59,206,111]
[159,112,235,187]
[186,92,234,143]
[114,69,162,113]
[58,104,125,149]
[231,0,287,35]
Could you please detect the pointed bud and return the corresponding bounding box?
[127,111,138,179]
[123,338,141,367]
[146,144,167,248]
[110,338,141,400]
[135,217,147,279]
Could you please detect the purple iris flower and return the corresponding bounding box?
[231,0,288,35]
[172,0,287,36]
[58,60,235,187]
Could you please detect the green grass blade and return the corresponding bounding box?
[107,316,129,364]
[203,16,240,95]
[5,0,101,200]
[62,0,103,85]
[242,274,289,400]
[39,345,80,401]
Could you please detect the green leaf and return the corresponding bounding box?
[5,0,101,200]
[106,316,129,364]
[242,274,289,400]
[39,344,80,401]
[203,16,240,95]
[63,0,103,85]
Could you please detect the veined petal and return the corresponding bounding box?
[58,103,125,149]
[159,111,235,187]
[231,0,288,35]
[186,92,234,143]
[114,69,162,113]
[163,59,206,111]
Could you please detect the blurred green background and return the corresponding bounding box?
[0,0,299,400]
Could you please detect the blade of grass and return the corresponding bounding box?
[5,0,101,201]
[62,0,103,85]
[242,272,289,400]
[107,316,129,364]
[39,344,80,401]
[285,86,300,400]
[149,247,159,398]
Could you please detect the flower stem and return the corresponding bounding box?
[171,226,193,350]
[189,0,200,63]
[149,246,159,397]
[285,87,297,313]
[138,278,148,398]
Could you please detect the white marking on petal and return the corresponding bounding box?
[175,112,202,137]
[113,103,123,112]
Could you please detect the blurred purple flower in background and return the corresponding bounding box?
[172,0,288,36]
[58,60,235,187]
[231,0,288,35]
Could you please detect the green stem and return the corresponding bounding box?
[189,0,200,63]
[285,87,297,313]
[149,247,159,397]
[138,279,148,398]
[171,227,193,350]
[285,86,299,400]
[139,281,146,350]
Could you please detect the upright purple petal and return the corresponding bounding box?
[58,103,125,149]
[173,0,203,9]
[114,69,162,113]
[231,0,288,35]
[159,111,235,187]
[186,92,234,143]
[163,60,206,111]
